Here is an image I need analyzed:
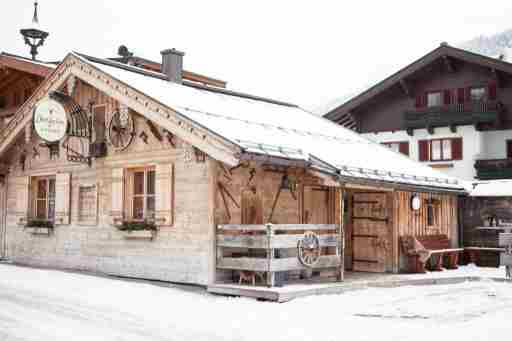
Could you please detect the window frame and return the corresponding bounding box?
[469,86,486,101]
[31,175,56,222]
[428,138,455,162]
[125,166,156,221]
[426,91,442,108]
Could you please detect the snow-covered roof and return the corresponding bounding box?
[470,180,512,197]
[77,53,465,192]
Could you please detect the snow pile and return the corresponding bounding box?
[1,264,511,341]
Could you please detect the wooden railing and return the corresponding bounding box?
[404,100,501,130]
[475,158,512,180]
[216,224,343,287]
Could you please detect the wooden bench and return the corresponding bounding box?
[401,235,463,273]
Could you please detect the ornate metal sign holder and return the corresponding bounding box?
[48,91,94,166]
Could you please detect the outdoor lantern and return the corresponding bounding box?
[20,1,49,60]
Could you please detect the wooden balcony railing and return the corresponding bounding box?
[404,100,501,132]
[216,224,343,287]
[475,158,512,180]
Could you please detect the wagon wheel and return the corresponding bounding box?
[107,110,135,151]
[297,231,321,267]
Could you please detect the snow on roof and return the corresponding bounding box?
[470,180,512,197]
[79,54,465,191]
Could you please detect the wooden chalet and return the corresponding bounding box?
[0,47,466,291]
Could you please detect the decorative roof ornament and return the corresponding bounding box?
[20,1,49,60]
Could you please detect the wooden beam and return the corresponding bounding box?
[0,72,24,93]
[0,54,53,78]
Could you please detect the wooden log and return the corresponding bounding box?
[218,224,337,232]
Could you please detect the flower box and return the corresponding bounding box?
[24,220,54,236]
[115,220,157,240]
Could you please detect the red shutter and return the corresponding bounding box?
[415,95,423,108]
[457,88,465,104]
[452,138,463,160]
[488,81,497,100]
[399,142,410,156]
[418,140,429,162]
[443,89,451,105]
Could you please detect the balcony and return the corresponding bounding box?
[475,158,512,180]
[404,100,501,134]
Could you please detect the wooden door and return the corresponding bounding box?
[352,192,390,272]
[304,187,331,224]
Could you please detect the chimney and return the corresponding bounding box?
[160,48,185,83]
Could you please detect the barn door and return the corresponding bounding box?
[352,192,390,272]
[304,187,331,224]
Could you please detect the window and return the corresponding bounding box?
[382,141,409,156]
[77,185,98,224]
[32,176,56,221]
[126,167,156,220]
[427,91,442,107]
[418,138,463,162]
[470,87,485,101]
[507,140,512,159]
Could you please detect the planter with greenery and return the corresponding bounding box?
[116,220,157,240]
[24,219,54,235]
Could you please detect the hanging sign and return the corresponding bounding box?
[33,98,68,143]
[411,195,421,211]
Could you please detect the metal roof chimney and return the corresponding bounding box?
[160,48,185,83]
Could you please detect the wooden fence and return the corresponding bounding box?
[216,224,343,287]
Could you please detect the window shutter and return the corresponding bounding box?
[110,168,124,224]
[10,176,30,224]
[399,142,410,156]
[155,163,174,227]
[443,89,451,105]
[55,173,71,225]
[452,138,463,160]
[415,95,422,108]
[488,81,497,100]
[418,140,429,162]
[457,88,465,104]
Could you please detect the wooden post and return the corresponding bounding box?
[338,187,345,281]
[266,223,275,287]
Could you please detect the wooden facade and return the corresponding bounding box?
[0,51,463,289]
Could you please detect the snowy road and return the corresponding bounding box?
[1,264,512,341]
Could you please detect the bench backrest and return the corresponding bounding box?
[417,234,451,250]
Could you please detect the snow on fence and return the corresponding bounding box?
[216,224,343,287]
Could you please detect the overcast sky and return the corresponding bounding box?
[2,0,512,112]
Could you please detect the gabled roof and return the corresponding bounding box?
[324,44,512,121]
[0,51,467,193]
[0,52,56,78]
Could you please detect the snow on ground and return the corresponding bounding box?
[0,264,511,341]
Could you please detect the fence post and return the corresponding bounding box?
[266,223,275,287]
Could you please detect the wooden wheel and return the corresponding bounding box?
[107,109,135,151]
[297,231,321,267]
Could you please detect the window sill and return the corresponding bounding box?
[429,163,454,169]
[119,229,156,240]
[23,226,53,236]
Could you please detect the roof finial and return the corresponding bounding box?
[32,1,39,25]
